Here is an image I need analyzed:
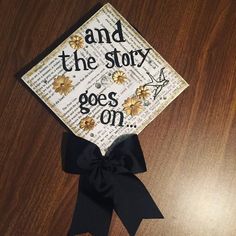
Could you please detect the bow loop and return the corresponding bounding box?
[107,134,147,174]
[62,133,103,174]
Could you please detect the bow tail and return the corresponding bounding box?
[113,174,164,236]
[68,175,113,236]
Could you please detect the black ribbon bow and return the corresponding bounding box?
[62,132,164,236]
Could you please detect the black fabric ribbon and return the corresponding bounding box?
[61,132,164,236]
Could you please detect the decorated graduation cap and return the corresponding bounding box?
[18,3,188,236]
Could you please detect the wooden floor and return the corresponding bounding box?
[1,0,236,235]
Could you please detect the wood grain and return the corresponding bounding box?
[0,0,236,235]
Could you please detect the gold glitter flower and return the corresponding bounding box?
[112,71,127,84]
[69,35,84,50]
[136,85,150,100]
[122,97,143,116]
[79,116,95,131]
[52,75,73,95]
